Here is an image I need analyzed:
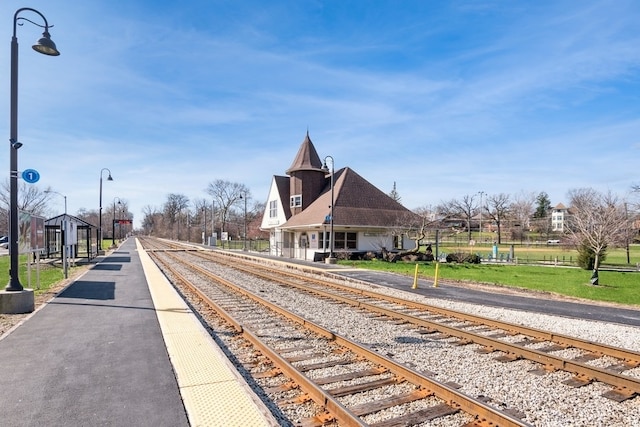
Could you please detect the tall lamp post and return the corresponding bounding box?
[211,200,216,246]
[112,197,121,246]
[7,8,60,292]
[99,168,113,252]
[321,156,336,263]
[240,192,248,251]
[44,190,68,279]
[478,190,484,244]
[202,205,207,245]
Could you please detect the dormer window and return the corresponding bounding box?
[290,195,302,208]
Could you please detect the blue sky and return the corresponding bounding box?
[1,0,639,228]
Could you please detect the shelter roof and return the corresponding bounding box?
[46,214,96,228]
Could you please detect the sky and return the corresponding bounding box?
[1,0,639,229]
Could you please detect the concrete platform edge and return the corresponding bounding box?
[136,238,280,427]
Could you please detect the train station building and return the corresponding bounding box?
[260,133,420,261]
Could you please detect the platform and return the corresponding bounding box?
[0,238,278,427]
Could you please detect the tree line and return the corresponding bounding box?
[409,188,639,283]
[138,179,266,243]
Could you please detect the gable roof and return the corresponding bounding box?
[285,132,324,174]
[45,213,97,228]
[281,167,419,229]
[274,175,292,219]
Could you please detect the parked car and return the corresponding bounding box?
[0,235,8,249]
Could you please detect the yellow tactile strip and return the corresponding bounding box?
[136,239,279,427]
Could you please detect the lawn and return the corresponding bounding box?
[342,259,640,307]
[0,254,79,294]
[437,242,640,267]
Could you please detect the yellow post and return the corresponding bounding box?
[412,263,419,289]
[433,262,440,288]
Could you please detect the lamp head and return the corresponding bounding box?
[321,162,329,172]
[107,173,113,181]
[32,30,60,56]
[11,141,23,149]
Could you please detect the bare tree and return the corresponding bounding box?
[510,191,536,242]
[380,211,434,262]
[440,194,477,243]
[0,181,54,215]
[0,181,55,231]
[485,193,510,244]
[163,193,190,240]
[205,180,249,234]
[141,205,161,235]
[565,188,629,284]
[76,208,99,229]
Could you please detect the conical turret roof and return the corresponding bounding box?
[285,131,324,175]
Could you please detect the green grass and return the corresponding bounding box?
[342,259,640,306]
[437,243,640,267]
[0,254,79,294]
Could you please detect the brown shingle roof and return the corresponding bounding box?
[285,132,324,174]
[281,167,420,229]
[274,175,291,219]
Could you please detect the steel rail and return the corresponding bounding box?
[151,248,530,427]
[224,250,640,363]
[188,249,640,400]
[148,251,365,426]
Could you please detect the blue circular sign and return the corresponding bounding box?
[22,169,40,183]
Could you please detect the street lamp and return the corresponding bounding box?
[112,197,121,246]
[478,191,484,244]
[99,168,113,252]
[239,192,248,251]
[321,156,335,263]
[44,190,68,279]
[7,8,60,292]
[202,205,207,245]
[211,199,216,246]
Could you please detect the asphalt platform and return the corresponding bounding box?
[0,238,282,427]
[0,239,190,426]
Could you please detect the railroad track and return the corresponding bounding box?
[182,247,640,404]
[141,238,529,426]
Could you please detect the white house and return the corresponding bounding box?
[551,203,569,232]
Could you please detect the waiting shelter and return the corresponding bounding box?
[45,214,98,261]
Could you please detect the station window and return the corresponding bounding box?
[269,200,277,218]
[334,232,357,250]
[290,195,302,208]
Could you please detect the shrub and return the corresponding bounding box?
[576,243,606,270]
[446,252,481,264]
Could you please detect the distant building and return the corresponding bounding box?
[260,133,420,261]
[551,203,569,232]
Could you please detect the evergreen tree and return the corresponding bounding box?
[534,192,551,218]
[388,182,401,203]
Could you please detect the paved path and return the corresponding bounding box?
[0,240,188,426]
